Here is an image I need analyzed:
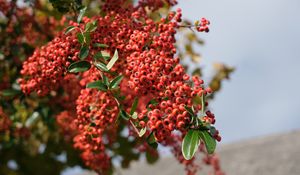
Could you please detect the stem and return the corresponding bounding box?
[113,97,120,107]
[129,120,140,135]
[201,94,205,115]
[178,24,199,28]
[79,28,86,44]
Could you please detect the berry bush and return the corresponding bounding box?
[0,0,234,175]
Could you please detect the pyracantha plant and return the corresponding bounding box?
[0,0,233,175]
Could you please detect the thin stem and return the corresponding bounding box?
[129,120,140,135]
[178,24,193,28]
[201,94,205,115]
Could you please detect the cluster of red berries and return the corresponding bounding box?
[196,18,211,33]
[203,111,222,142]
[56,111,77,141]
[19,0,222,175]
[18,34,80,96]
[52,74,82,110]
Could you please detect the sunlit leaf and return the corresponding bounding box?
[107,50,118,70]
[109,75,123,89]
[77,7,87,23]
[83,32,91,44]
[182,130,201,160]
[94,62,108,72]
[84,21,97,32]
[138,127,147,137]
[131,112,138,119]
[65,26,76,35]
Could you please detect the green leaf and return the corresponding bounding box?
[77,6,87,23]
[93,43,109,48]
[85,22,92,31]
[86,81,107,91]
[65,26,76,34]
[1,89,21,97]
[68,60,91,73]
[107,49,118,70]
[102,74,109,86]
[130,97,139,115]
[101,51,111,60]
[94,62,109,72]
[138,127,147,137]
[93,52,103,60]
[93,51,110,61]
[182,130,201,160]
[77,33,84,44]
[85,21,97,32]
[120,110,130,120]
[109,75,123,89]
[90,21,98,32]
[147,132,158,149]
[83,32,91,44]
[199,130,216,154]
[131,112,138,119]
[184,105,194,117]
[208,126,217,136]
[147,132,156,144]
[79,45,89,60]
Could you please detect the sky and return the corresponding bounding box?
[179,0,300,143]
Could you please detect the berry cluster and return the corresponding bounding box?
[18,35,80,95]
[19,1,223,175]
[196,18,211,33]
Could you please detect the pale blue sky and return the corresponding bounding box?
[179,0,300,143]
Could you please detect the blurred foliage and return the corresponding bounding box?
[49,0,82,13]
